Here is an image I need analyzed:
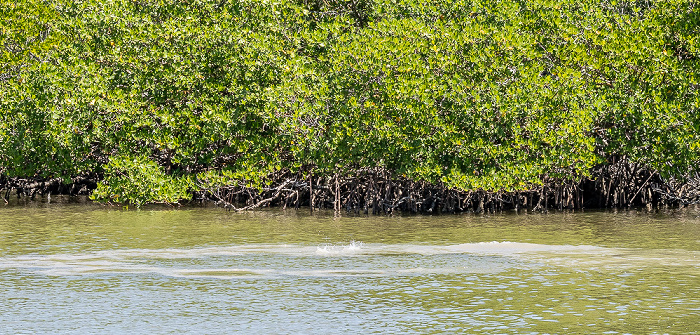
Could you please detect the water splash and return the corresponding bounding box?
[315,241,364,256]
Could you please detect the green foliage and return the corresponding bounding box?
[1,0,699,204]
[90,155,191,206]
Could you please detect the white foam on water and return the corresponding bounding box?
[524,247,700,270]
[444,241,604,255]
[170,268,277,279]
[1,241,698,277]
[169,267,468,279]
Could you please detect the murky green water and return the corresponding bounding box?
[1,204,699,333]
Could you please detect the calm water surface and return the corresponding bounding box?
[1,204,699,333]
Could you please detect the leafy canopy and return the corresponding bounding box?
[1,0,698,204]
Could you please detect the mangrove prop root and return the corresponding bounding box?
[3,160,699,212]
[190,161,700,213]
[0,175,98,203]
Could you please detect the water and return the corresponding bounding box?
[1,204,699,333]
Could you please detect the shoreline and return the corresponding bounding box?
[3,161,699,214]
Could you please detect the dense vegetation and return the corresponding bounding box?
[1,0,699,209]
